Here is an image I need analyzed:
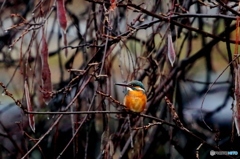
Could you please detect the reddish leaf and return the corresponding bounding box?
[41,34,52,105]
[56,0,68,56]
[110,0,117,11]
[56,0,67,31]
[167,33,176,67]
[24,80,35,133]
[234,16,240,135]
[234,65,240,136]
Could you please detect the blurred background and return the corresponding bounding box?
[0,0,239,159]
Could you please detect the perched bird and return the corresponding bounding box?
[115,80,147,113]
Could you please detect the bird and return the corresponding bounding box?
[115,80,147,113]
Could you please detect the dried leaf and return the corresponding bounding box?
[234,105,240,136]
[234,65,240,136]
[167,33,176,67]
[41,34,52,105]
[100,131,109,151]
[56,0,67,31]
[24,80,35,133]
[110,0,117,11]
[107,140,114,157]
[234,9,240,135]
[56,0,68,56]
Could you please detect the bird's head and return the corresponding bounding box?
[115,80,145,93]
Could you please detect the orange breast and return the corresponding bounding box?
[124,90,147,113]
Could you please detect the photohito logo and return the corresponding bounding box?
[210,150,238,156]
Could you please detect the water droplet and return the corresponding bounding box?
[4,30,8,33]
[32,13,35,16]
[8,47,12,51]
[47,116,50,120]
[2,93,5,96]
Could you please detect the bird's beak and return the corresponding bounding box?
[115,83,130,87]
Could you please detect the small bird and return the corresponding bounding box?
[115,80,147,113]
